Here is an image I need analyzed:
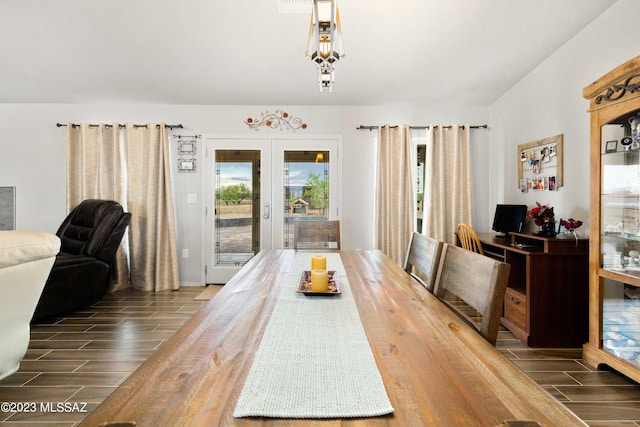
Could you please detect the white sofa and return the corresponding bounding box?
[0,230,60,380]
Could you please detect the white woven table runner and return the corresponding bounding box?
[234,252,394,419]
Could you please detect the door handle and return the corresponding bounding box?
[263,202,270,219]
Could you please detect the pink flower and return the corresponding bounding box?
[560,218,583,230]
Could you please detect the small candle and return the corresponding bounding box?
[311,269,329,292]
[311,254,326,271]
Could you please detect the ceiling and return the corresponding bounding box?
[0,0,617,106]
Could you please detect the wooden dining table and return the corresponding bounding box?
[81,249,586,426]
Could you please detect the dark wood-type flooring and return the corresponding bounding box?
[0,286,639,426]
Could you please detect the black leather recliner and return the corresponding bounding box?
[32,199,131,322]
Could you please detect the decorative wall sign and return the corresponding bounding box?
[517,134,563,191]
[245,110,307,131]
[178,160,195,172]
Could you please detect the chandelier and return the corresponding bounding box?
[305,0,344,92]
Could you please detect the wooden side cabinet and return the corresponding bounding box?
[584,55,640,384]
[479,232,589,348]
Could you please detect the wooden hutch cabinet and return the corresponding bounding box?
[584,55,640,384]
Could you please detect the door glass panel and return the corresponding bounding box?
[416,144,426,232]
[282,150,330,248]
[214,150,260,266]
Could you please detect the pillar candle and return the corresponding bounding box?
[311,254,326,271]
[311,269,329,292]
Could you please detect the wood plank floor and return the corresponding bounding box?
[0,286,639,426]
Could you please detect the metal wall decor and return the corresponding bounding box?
[245,110,307,131]
[175,134,200,172]
[595,74,640,105]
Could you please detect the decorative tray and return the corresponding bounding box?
[297,270,341,296]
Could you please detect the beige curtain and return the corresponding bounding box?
[123,124,179,291]
[375,125,415,266]
[424,124,473,244]
[66,123,179,292]
[66,123,129,291]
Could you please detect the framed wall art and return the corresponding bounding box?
[517,134,563,191]
[0,187,16,230]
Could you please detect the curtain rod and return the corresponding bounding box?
[56,123,183,129]
[356,124,488,131]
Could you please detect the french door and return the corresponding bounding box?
[204,136,340,284]
[204,139,272,284]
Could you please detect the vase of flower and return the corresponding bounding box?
[528,202,556,237]
[560,218,583,245]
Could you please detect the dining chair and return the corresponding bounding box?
[293,220,341,250]
[433,243,510,346]
[403,232,443,292]
[457,223,484,255]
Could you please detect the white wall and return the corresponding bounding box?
[5,0,634,286]
[489,0,640,235]
[0,103,489,285]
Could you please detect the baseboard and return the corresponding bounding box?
[179,281,203,287]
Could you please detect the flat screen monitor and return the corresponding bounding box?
[492,204,528,237]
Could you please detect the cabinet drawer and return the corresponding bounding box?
[505,288,527,331]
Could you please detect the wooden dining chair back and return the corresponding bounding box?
[403,232,443,292]
[457,223,484,255]
[293,220,341,250]
[433,243,510,345]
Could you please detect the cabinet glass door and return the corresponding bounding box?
[601,118,640,275]
[601,278,640,369]
[599,112,640,369]
[600,148,640,275]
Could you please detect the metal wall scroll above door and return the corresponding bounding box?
[245,110,308,131]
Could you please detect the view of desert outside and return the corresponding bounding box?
[215,150,330,263]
